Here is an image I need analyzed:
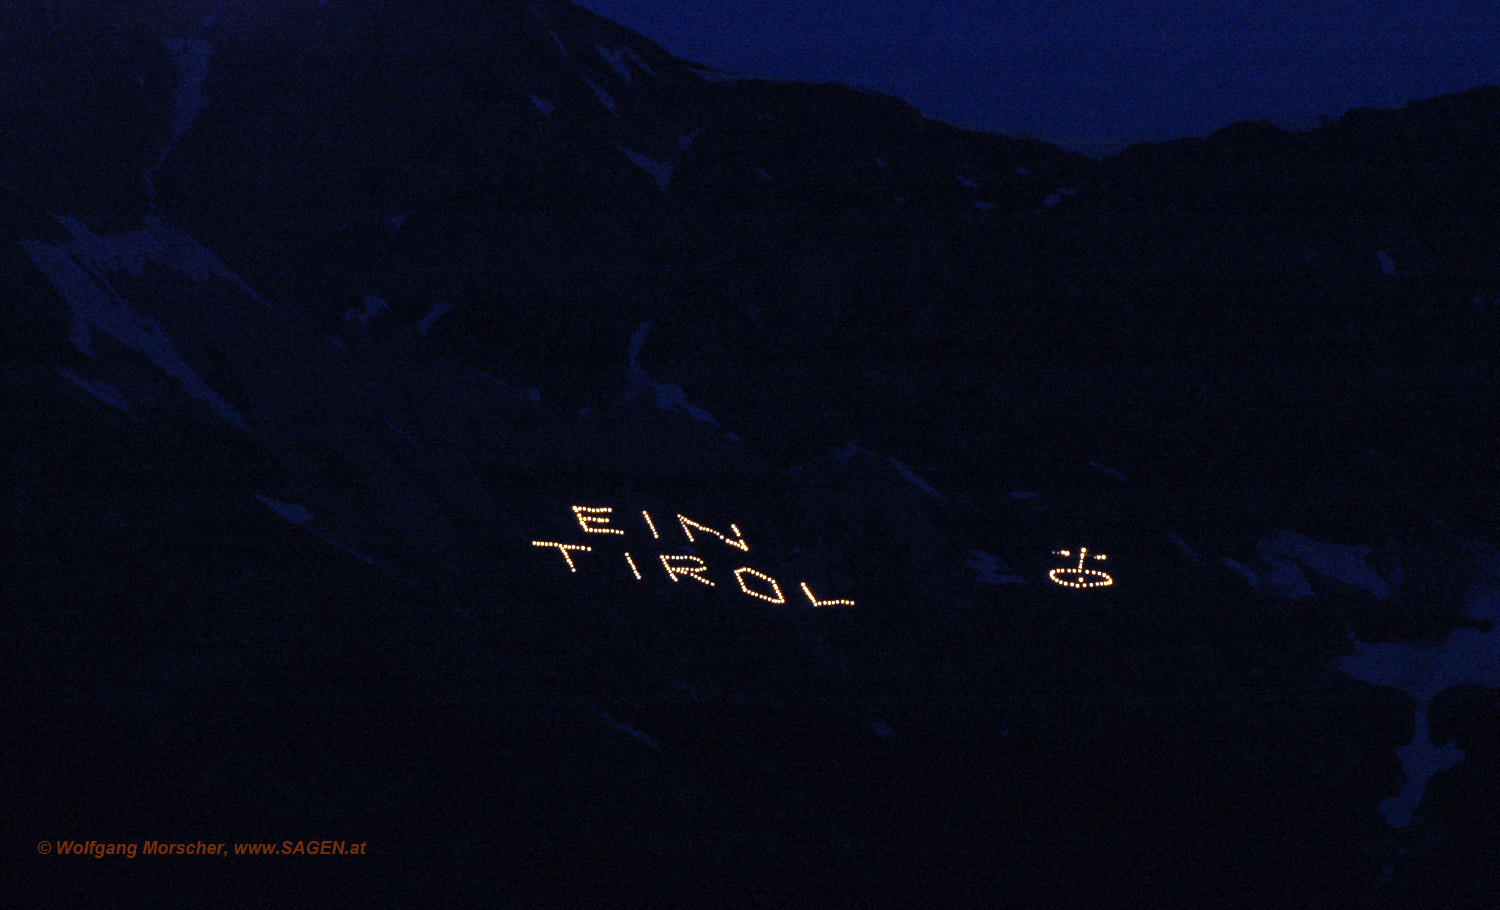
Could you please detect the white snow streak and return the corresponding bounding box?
[345,295,387,326]
[1373,705,1464,828]
[528,94,554,117]
[967,549,1028,585]
[831,442,940,496]
[254,495,313,525]
[888,457,941,498]
[627,322,721,426]
[1225,530,1392,600]
[145,39,214,202]
[599,711,662,750]
[1261,531,1390,599]
[832,441,877,464]
[1377,250,1396,277]
[415,301,452,335]
[22,234,250,430]
[50,215,272,310]
[596,45,634,85]
[580,75,618,117]
[617,145,674,191]
[1044,187,1077,207]
[1165,533,1209,565]
[164,39,212,139]
[56,368,133,413]
[383,418,417,445]
[620,46,659,80]
[1085,460,1128,482]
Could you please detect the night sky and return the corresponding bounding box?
[575,0,1500,152]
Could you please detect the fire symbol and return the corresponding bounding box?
[1049,547,1113,588]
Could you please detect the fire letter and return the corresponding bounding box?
[532,541,591,572]
[572,505,624,534]
[800,582,854,608]
[733,567,786,604]
[660,554,715,586]
[677,514,749,551]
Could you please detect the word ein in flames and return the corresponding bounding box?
[533,506,854,608]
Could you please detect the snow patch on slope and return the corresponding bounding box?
[1261,531,1389,599]
[968,549,1028,585]
[620,46,659,80]
[1377,250,1396,277]
[599,711,662,750]
[831,442,942,497]
[529,94,554,117]
[596,45,656,85]
[617,146,674,191]
[1222,554,1315,599]
[254,495,420,588]
[1165,533,1210,566]
[1225,531,1392,600]
[626,322,722,428]
[1085,460,1128,482]
[1337,543,1500,826]
[345,295,387,326]
[22,229,250,430]
[832,441,877,464]
[1044,187,1077,207]
[580,75,617,117]
[145,38,214,202]
[415,301,452,336]
[56,368,133,414]
[50,215,273,310]
[255,495,313,525]
[163,39,212,140]
[888,458,941,498]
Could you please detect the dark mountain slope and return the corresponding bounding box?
[4,3,1498,907]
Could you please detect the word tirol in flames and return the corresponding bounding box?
[533,506,854,608]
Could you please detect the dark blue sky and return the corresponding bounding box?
[574,0,1499,152]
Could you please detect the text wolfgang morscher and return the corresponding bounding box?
[41,840,368,858]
